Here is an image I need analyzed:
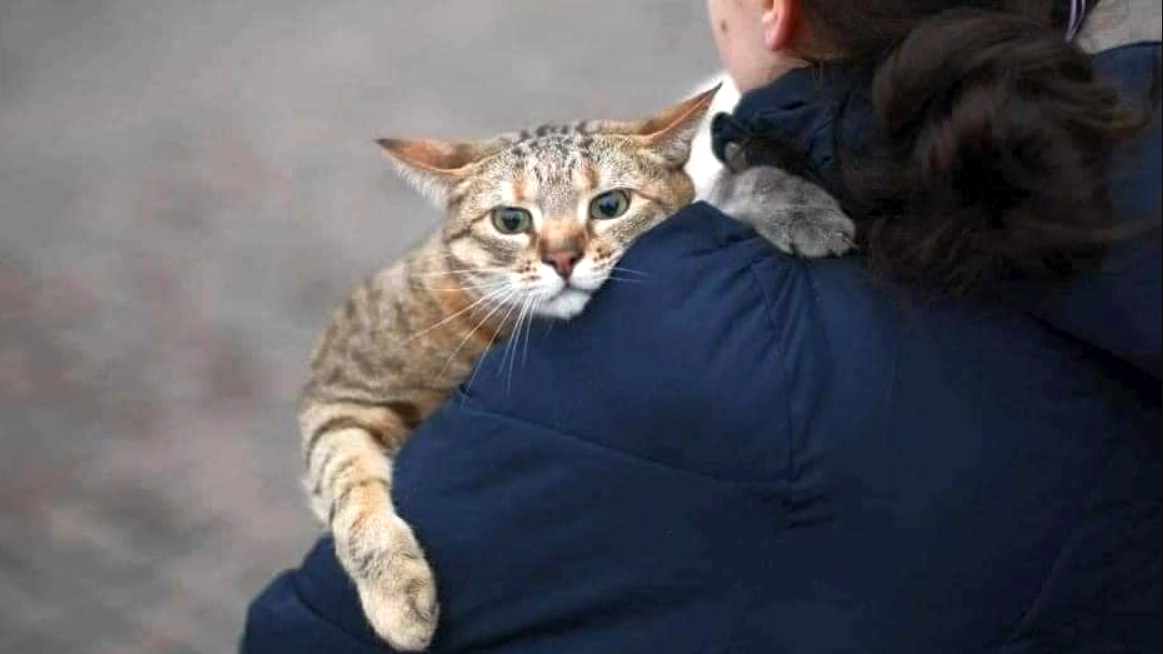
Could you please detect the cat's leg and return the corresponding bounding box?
[707,166,856,258]
[301,400,439,652]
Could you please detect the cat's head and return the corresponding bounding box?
[378,88,717,320]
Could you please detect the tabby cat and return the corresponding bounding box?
[299,87,853,651]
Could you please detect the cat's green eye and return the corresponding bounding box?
[491,207,533,235]
[589,190,632,220]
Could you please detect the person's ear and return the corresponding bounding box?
[761,0,802,52]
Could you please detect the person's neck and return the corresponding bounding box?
[1077,0,1162,52]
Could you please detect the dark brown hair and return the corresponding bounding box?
[798,0,1155,293]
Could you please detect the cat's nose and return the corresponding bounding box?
[542,250,582,279]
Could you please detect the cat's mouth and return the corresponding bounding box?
[535,286,592,320]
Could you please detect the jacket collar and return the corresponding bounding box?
[710,64,881,194]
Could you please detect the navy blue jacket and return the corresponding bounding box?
[243,43,1161,654]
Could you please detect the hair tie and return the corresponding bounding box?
[1064,0,1088,41]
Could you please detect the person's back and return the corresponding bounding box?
[244,3,1161,652]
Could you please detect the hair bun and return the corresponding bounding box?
[861,8,1140,292]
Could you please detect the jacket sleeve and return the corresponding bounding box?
[242,538,392,654]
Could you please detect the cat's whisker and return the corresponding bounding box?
[420,286,505,294]
[437,289,518,380]
[409,274,508,286]
[411,265,507,273]
[520,297,541,368]
[517,295,536,370]
[503,294,535,386]
[610,265,649,277]
[462,292,521,394]
[504,295,537,392]
[403,286,510,343]
[498,296,525,390]
[485,292,527,393]
[413,279,512,293]
[518,296,534,363]
[409,267,509,278]
[604,275,647,285]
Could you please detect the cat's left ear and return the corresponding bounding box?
[633,85,721,167]
[376,137,502,206]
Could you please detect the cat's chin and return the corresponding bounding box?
[534,288,592,321]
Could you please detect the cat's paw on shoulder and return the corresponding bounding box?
[705,165,857,259]
[764,208,856,259]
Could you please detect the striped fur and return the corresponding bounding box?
[300,89,717,651]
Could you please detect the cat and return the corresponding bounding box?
[299,86,854,651]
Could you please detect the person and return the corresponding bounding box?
[242,1,1161,652]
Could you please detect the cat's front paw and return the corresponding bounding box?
[707,166,856,259]
[343,515,440,651]
[765,207,856,259]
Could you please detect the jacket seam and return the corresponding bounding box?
[796,264,834,484]
[745,254,808,487]
[702,198,802,480]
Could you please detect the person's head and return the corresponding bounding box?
[706,0,811,92]
[707,0,1075,90]
[706,0,1155,292]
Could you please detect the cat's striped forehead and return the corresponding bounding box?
[489,121,626,173]
[504,120,609,150]
[458,121,653,213]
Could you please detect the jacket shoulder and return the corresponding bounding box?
[457,201,844,482]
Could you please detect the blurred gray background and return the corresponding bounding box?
[0,2,714,652]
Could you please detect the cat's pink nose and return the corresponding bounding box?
[542,250,581,279]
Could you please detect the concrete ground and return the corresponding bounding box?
[0,2,714,652]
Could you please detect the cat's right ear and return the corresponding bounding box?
[632,85,722,168]
[377,138,497,206]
